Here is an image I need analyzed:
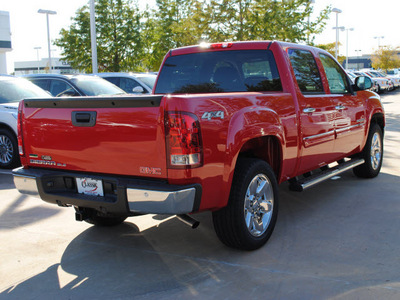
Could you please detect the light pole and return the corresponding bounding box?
[34,46,41,73]
[343,27,354,70]
[90,0,98,73]
[355,49,362,70]
[38,9,57,73]
[307,0,315,44]
[374,36,384,48]
[332,8,342,59]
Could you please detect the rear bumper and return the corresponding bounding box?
[13,167,202,215]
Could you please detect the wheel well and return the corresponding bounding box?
[238,136,281,179]
[370,113,385,135]
[0,123,16,137]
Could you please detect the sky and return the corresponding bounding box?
[1,0,398,74]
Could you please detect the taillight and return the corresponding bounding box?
[17,101,24,156]
[165,111,203,169]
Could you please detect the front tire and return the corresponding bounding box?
[212,158,279,250]
[0,129,20,169]
[353,123,383,178]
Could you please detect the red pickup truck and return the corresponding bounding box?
[13,41,384,250]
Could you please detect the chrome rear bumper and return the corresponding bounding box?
[12,167,201,215]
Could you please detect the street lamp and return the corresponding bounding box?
[332,8,342,59]
[355,49,362,70]
[34,47,41,73]
[343,27,354,70]
[307,0,315,44]
[38,9,57,73]
[90,0,98,73]
[374,36,384,48]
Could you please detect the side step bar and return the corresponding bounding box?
[289,158,365,192]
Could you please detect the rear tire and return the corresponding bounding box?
[0,129,20,169]
[353,123,383,178]
[212,158,279,250]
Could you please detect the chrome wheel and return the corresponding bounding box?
[244,174,274,237]
[0,134,13,165]
[370,132,382,170]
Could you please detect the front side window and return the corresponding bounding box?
[319,53,350,94]
[155,50,282,94]
[288,49,324,94]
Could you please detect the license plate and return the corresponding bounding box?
[76,177,104,196]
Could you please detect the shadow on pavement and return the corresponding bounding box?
[2,170,400,299]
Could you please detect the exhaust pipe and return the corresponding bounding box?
[176,214,200,229]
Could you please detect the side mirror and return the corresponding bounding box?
[354,76,372,91]
[132,86,145,94]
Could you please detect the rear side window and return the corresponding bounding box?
[155,50,282,94]
[319,54,350,94]
[288,49,324,94]
[30,79,49,91]
[49,79,74,96]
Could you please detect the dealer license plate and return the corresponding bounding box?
[76,177,104,196]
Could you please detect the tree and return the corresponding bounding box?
[316,42,346,64]
[207,0,330,43]
[371,46,400,71]
[55,0,332,72]
[55,0,144,73]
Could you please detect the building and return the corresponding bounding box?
[14,58,78,75]
[0,11,12,74]
[343,54,372,70]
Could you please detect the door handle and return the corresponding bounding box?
[303,107,316,113]
[72,111,97,127]
[335,105,346,111]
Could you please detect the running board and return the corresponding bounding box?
[289,158,365,192]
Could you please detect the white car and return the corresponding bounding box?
[354,71,389,93]
[97,72,157,94]
[0,76,50,168]
[380,70,400,89]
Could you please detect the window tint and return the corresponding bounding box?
[30,79,49,91]
[49,80,74,96]
[155,50,282,94]
[103,77,119,86]
[319,54,350,94]
[120,78,141,93]
[288,49,324,94]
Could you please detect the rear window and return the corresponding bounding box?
[155,50,282,94]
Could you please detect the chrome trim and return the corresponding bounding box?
[301,159,365,190]
[127,187,196,214]
[335,105,345,111]
[303,107,316,113]
[335,124,364,134]
[303,130,335,141]
[13,174,40,198]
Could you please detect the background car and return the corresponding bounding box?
[347,71,378,93]
[97,72,157,94]
[22,74,126,97]
[353,71,388,93]
[0,75,50,168]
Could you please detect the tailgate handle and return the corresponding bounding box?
[72,111,97,127]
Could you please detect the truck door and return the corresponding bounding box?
[318,53,366,156]
[288,48,338,174]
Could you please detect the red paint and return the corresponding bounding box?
[19,41,385,213]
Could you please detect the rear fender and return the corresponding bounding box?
[219,107,285,208]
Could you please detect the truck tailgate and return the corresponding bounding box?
[21,96,167,178]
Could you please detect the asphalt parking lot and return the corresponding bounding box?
[1,91,400,300]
